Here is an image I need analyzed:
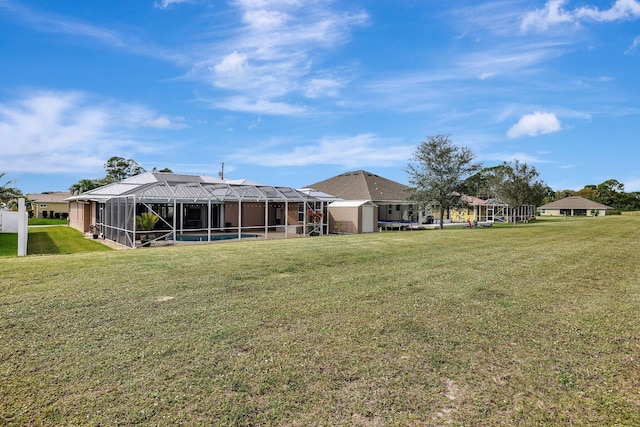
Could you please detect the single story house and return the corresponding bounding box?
[446,196,535,224]
[27,192,71,219]
[538,196,613,217]
[307,170,537,228]
[307,170,417,228]
[67,172,340,248]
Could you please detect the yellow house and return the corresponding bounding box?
[27,192,71,219]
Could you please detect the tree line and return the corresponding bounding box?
[552,179,640,212]
[405,134,639,228]
[406,134,550,228]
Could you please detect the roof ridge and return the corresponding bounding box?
[356,170,375,200]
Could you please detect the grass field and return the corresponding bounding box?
[0,226,112,257]
[0,233,18,257]
[26,226,113,256]
[28,218,69,226]
[1,216,639,425]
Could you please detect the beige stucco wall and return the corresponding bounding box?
[68,201,93,233]
[538,208,607,217]
[33,201,69,218]
[329,207,360,234]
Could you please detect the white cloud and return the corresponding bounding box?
[123,108,187,129]
[0,2,187,63]
[189,1,368,114]
[459,42,567,79]
[242,9,290,29]
[521,0,640,32]
[0,90,180,173]
[213,96,307,115]
[626,35,640,53]
[507,112,561,138]
[575,0,640,22]
[234,133,413,167]
[154,0,191,10]
[304,77,343,98]
[521,0,574,32]
[0,1,127,47]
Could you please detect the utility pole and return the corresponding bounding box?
[218,162,224,180]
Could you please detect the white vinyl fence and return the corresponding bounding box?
[0,198,28,256]
[0,210,21,232]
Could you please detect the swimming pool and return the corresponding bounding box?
[175,234,259,242]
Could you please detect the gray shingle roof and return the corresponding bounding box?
[26,192,71,203]
[539,196,612,210]
[307,170,409,202]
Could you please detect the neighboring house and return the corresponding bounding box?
[538,196,613,217]
[307,170,416,226]
[66,172,336,248]
[306,170,535,228]
[27,192,71,219]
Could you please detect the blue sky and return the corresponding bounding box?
[1,0,639,194]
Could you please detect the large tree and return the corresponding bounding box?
[594,179,624,208]
[151,167,173,173]
[69,156,147,194]
[104,156,146,183]
[406,134,482,229]
[490,160,547,224]
[554,189,576,200]
[576,179,640,212]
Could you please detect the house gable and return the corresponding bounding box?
[307,170,409,203]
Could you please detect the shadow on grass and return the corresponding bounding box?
[28,231,60,255]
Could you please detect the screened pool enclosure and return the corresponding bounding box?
[67,173,339,248]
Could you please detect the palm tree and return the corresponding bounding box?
[135,212,160,246]
[0,172,22,205]
[69,178,102,195]
[136,212,159,232]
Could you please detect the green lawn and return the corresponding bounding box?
[28,218,69,226]
[27,226,113,255]
[0,233,18,257]
[0,226,112,257]
[1,216,638,425]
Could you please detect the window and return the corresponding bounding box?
[298,204,304,222]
